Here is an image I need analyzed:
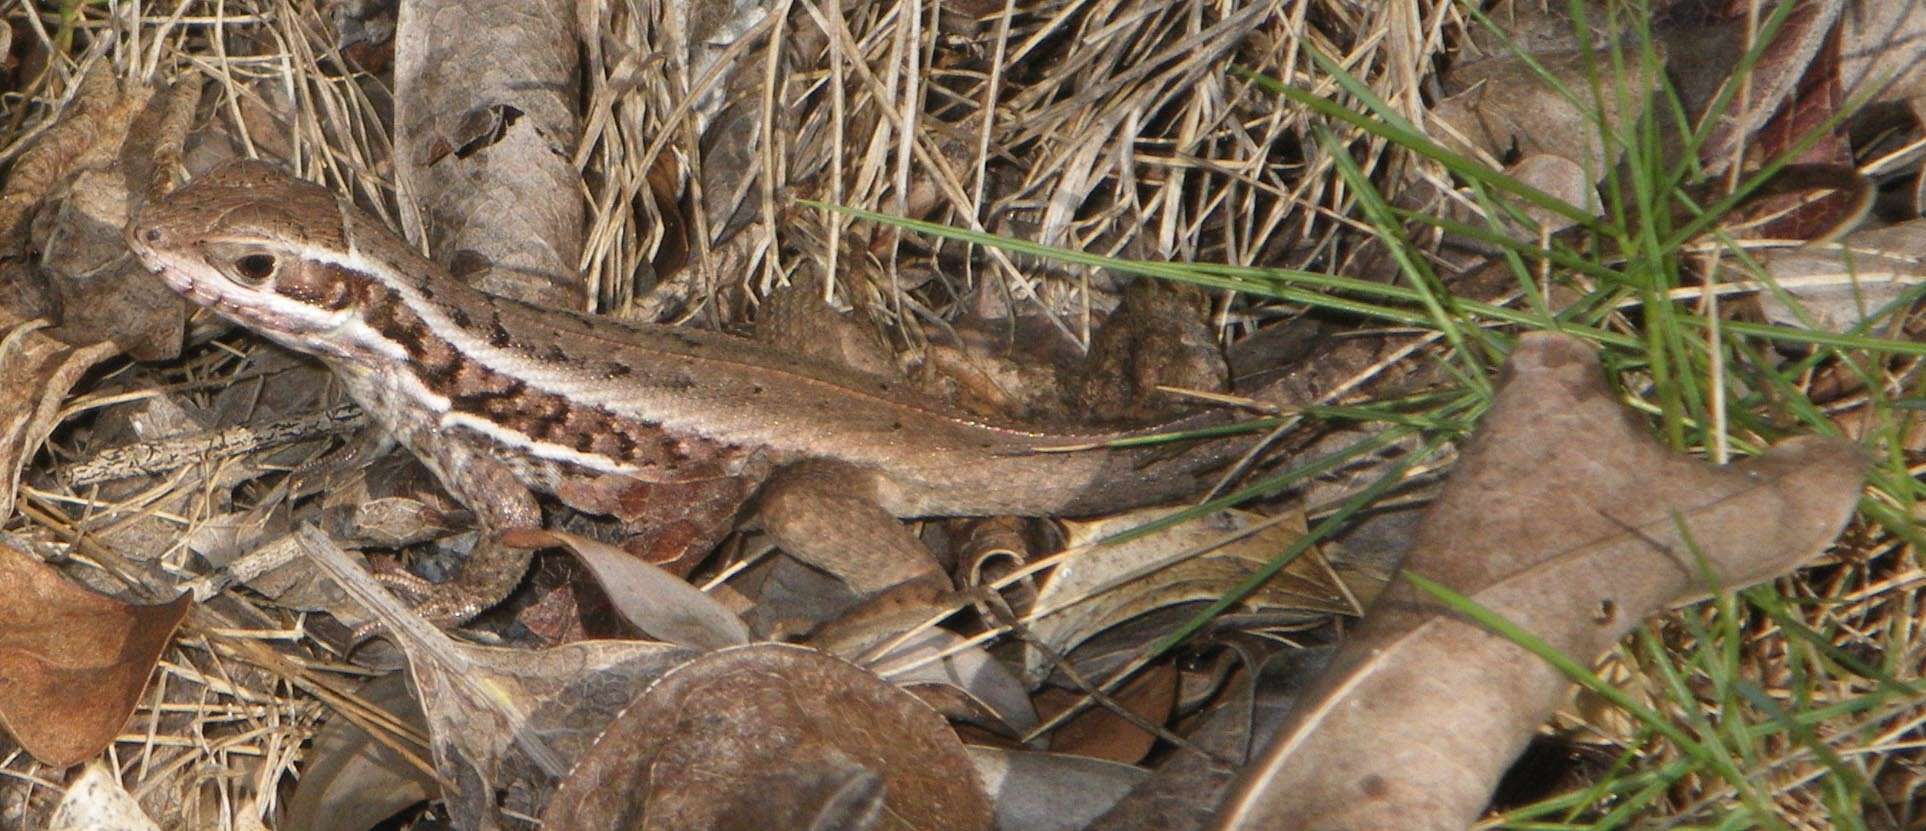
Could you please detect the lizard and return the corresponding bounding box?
[124,160,1260,627]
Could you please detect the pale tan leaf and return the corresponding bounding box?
[48,761,159,831]
[501,527,750,650]
[1215,333,1867,830]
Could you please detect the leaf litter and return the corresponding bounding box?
[0,1,1918,830]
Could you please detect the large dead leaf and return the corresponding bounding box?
[0,539,191,767]
[540,642,993,831]
[392,0,585,308]
[1214,332,1867,830]
[295,526,696,829]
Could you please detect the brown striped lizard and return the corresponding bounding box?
[125,160,1254,627]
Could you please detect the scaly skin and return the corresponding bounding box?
[126,160,1255,624]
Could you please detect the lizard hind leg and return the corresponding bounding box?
[755,460,949,598]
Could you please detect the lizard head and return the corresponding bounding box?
[126,160,389,358]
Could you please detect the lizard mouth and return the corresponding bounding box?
[130,247,245,314]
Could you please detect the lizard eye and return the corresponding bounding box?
[233,253,278,286]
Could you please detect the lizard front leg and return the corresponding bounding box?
[372,426,541,628]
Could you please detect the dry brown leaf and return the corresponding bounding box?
[1754,218,1926,333]
[1214,332,1867,830]
[500,527,750,650]
[868,628,1040,737]
[283,673,436,831]
[0,539,191,768]
[1663,1,1843,175]
[1024,507,1381,683]
[0,311,117,522]
[295,526,696,829]
[967,746,1147,831]
[1034,662,1177,764]
[1841,0,1926,105]
[540,642,993,831]
[392,0,585,308]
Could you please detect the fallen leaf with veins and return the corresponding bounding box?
[294,526,696,829]
[0,538,191,767]
[541,642,993,831]
[1213,332,1867,831]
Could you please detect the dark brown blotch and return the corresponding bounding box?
[279,263,372,311]
[412,339,464,392]
[363,293,429,356]
[606,428,639,461]
[487,310,512,348]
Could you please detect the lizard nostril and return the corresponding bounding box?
[143,227,163,243]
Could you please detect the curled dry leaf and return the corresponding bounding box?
[541,642,993,831]
[0,539,191,768]
[1024,507,1381,684]
[499,527,750,650]
[0,311,118,522]
[1213,333,1867,830]
[294,526,696,829]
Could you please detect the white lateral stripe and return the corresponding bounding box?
[438,411,644,476]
